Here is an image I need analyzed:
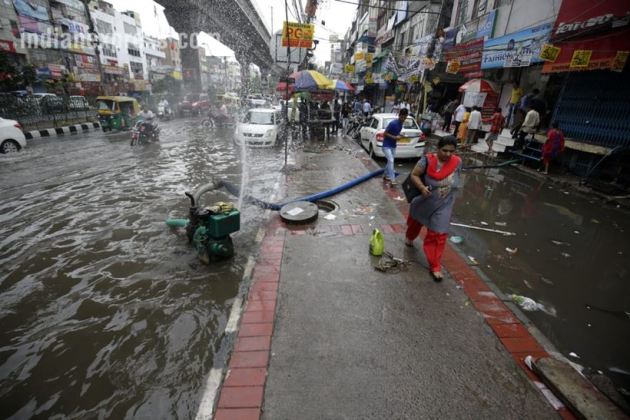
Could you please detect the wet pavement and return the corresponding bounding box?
[0,118,288,418]
[396,151,630,401]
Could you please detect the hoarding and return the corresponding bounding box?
[481,23,552,69]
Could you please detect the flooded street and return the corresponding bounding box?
[0,119,286,418]
[399,154,630,399]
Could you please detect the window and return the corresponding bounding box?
[371,118,379,129]
[383,117,419,129]
[244,111,273,125]
[457,0,469,25]
[127,44,141,57]
[130,62,143,77]
[123,22,136,35]
[102,43,116,58]
[96,19,112,34]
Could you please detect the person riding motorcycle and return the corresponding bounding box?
[158,99,171,119]
[137,106,158,141]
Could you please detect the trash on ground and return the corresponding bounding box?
[511,294,540,311]
[541,277,554,285]
[480,221,489,226]
[551,240,569,246]
[591,219,600,224]
[574,230,580,234]
[511,295,557,316]
[569,352,580,359]
[563,191,570,195]
[523,279,533,289]
[354,205,374,215]
[323,213,336,220]
[393,196,405,201]
[505,247,518,255]
[449,235,463,244]
[561,252,572,258]
[451,222,516,236]
[468,256,479,265]
[495,221,507,226]
[587,323,592,327]
[374,251,410,273]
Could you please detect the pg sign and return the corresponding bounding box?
[282,22,315,48]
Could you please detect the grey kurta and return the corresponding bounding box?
[409,155,462,233]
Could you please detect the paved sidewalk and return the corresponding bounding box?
[215,137,563,419]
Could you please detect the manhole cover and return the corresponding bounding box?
[279,201,319,224]
[315,200,338,213]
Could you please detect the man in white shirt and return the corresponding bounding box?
[517,105,540,148]
[362,99,372,117]
[466,106,482,145]
[453,103,466,135]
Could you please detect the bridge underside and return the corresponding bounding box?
[158,0,275,72]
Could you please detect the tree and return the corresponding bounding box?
[0,55,38,92]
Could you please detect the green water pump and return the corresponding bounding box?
[166,185,240,263]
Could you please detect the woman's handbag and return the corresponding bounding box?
[402,172,421,203]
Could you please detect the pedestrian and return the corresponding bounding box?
[482,107,505,155]
[466,106,482,145]
[333,99,341,134]
[441,99,457,132]
[507,82,523,128]
[362,98,372,117]
[541,121,565,174]
[517,105,540,149]
[519,88,539,114]
[456,107,471,144]
[341,102,350,129]
[382,108,408,186]
[401,99,410,111]
[405,135,462,282]
[453,102,466,135]
[353,98,362,114]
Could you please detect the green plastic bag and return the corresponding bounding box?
[370,228,385,256]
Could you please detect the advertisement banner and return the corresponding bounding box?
[543,0,630,73]
[481,22,552,69]
[282,22,315,48]
[461,10,496,43]
[611,51,629,72]
[13,0,49,22]
[443,38,484,78]
[570,50,592,68]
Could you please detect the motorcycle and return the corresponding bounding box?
[202,111,234,128]
[157,104,172,121]
[131,119,160,145]
[345,113,367,141]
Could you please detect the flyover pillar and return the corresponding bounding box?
[236,53,251,99]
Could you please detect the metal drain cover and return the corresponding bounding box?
[280,201,319,224]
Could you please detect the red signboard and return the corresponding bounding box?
[543,0,630,73]
[0,40,16,53]
[442,39,484,79]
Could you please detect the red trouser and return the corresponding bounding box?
[405,214,448,272]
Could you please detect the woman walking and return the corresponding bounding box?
[541,121,565,174]
[405,136,462,282]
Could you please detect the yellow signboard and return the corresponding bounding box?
[345,64,355,74]
[354,51,365,61]
[570,50,592,68]
[611,51,629,72]
[282,22,315,48]
[366,53,373,63]
[539,44,561,62]
[446,60,460,74]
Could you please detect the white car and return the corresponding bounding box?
[359,113,426,159]
[234,108,282,147]
[0,118,27,153]
[247,94,267,108]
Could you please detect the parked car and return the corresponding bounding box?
[234,108,282,147]
[68,95,90,111]
[192,93,210,114]
[0,117,27,153]
[359,113,425,158]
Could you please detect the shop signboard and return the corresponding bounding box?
[282,22,315,48]
[446,60,460,74]
[443,38,484,78]
[539,44,561,62]
[481,22,552,69]
[461,10,496,43]
[611,51,629,72]
[78,73,101,82]
[36,67,52,79]
[463,92,487,108]
[569,50,592,68]
[0,40,16,53]
[48,64,65,79]
[543,0,630,73]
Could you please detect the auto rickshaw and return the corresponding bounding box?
[96,96,140,131]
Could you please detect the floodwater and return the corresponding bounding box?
[0,119,287,418]
[399,153,630,400]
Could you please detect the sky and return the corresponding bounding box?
[106,0,357,64]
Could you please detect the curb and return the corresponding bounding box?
[24,122,100,140]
